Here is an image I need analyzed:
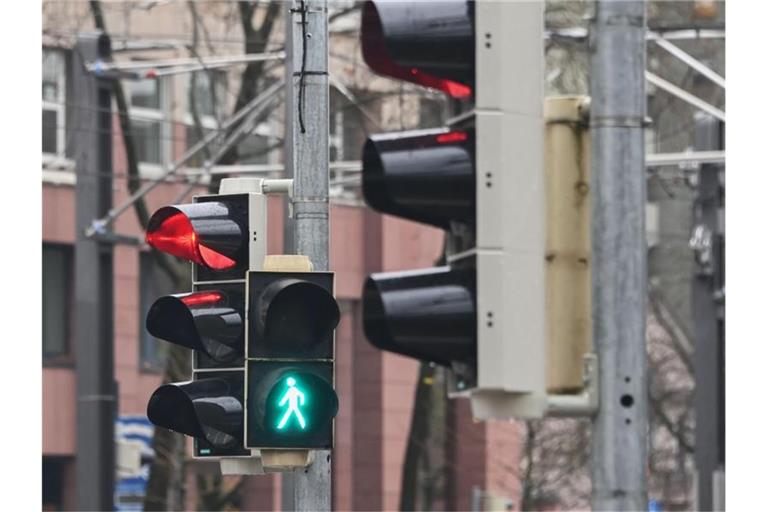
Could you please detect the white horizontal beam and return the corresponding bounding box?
[183,161,362,176]
[646,150,725,167]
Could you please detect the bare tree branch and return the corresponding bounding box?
[649,287,694,374]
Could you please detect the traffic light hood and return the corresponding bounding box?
[146,291,243,364]
[255,278,340,346]
[147,378,243,449]
[362,128,475,230]
[361,0,474,98]
[363,265,476,367]
[146,202,244,270]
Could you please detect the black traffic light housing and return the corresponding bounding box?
[359,0,483,390]
[146,286,245,368]
[147,371,248,457]
[245,270,340,450]
[145,192,260,458]
[361,0,475,99]
[362,128,475,230]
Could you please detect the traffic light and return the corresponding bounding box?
[144,189,267,457]
[245,265,340,449]
[359,0,547,419]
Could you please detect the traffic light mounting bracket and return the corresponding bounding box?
[546,354,599,417]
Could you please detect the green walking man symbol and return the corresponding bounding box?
[276,377,306,430]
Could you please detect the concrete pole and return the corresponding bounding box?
[283,1,331,510]
[72,32,116,511]
[589,1,649,510]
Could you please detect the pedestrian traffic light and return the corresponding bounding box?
[145,188,268,457]
[245,263,340,449]
[359,0,548,419]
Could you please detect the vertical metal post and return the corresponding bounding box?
[692,114,725,511]
[589,1,648,510]
[284,0,331,510]
[73,32,116,511]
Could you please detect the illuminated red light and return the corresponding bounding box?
[180,291,224,307]
[436,131,468,144]
[146,211,236,270]
[361,4,472,100]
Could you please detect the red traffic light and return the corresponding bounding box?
[361,0,474,98]
[146,202,244,270]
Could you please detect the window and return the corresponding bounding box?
[185,71,226,168]
[188,70,227,119]
[43,457,70,510]
[237,127,272,165]
[185,71,275,167]
[128,78,168,165]
[329,88,367,162]
[139,252,174,370]
[42,49,66,156]
[42,244,72,361]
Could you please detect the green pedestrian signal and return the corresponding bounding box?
[247,363,337,449]
[243,264,339,450]
[276,377,307,431]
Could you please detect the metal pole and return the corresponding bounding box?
[589,1,648,510]
[73,32,116,511]
[691,114,725,511]
[284,0,331,510]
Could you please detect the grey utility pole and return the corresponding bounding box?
[72,32,116,511]
[283,0,332,510]
[691,114,725,511]
[589,1,648,510]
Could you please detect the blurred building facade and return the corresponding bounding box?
[42,2,522,511]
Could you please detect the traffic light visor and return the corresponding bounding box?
[362,129,475,230]
[146,203,243,270]
[257,279,340,346]
[147,378,243,449]
[361,0,473,98]
[146,291,243,364]
[363,266,476,367]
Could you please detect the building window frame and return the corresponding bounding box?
[127,77,171,177]
[42,48,67,159]
[42,243,74,366]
